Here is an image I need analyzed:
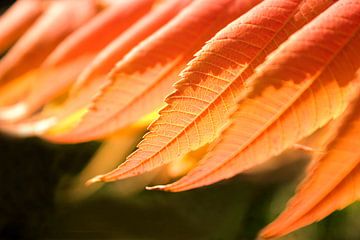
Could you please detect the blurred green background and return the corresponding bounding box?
[1,1,360,239]
[1,132,360,240]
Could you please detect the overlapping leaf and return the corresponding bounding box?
[6,0,191,134]
[0,55,92,122]
[152,0,360,192]
[43,0,156,67]
[0,0,96,83]
[1,0,360,238]
[89,0,335,183]
[0,0,44,54]
[72,0,192,93]
[0,0,159,122]
[261,88,360,238]
[47,0,261,143]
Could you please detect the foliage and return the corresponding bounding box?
[1,0,360,238]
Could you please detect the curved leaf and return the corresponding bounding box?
[0,55,92,121]
[0,76,110,138]
[0,0,192,129]
[90,0,325,183]
[72,0,192,93]
[0,0,97,83]
[150,0,360,192]
[0,0,44,54]
[43,0,156,67]
[261,91,360,238]
[0,0,158,122]
[48,0,261,143]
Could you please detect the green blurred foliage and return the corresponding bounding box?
[1,133,360,240]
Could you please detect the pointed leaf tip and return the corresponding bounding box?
[86,175,105,186]
[145,185,167,191]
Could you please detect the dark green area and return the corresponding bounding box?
[1,134,360,240]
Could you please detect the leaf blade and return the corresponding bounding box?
[155,0,360,192]
[43,0,156,67]
[93,0,329,183]
[0,0,44,54]
[261,92,360,238]
[72,0,193,93]
[0,0,97,83]
[48,0,261,143]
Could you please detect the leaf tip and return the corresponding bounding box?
[256,232,270,240]
[145,185,167,191]
[86,175,105,186]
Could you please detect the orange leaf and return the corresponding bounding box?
[48,0,261,143]
[151,0,360,192]
[72,0,192,93]
[43,0,156,67]
[292,114,346,173]
[0,0,158,122]
[89,0,327,183]
[0,0,97,83]
[0,76,109,138]
[0,0,44,53]
[261,88,360,238]
[0,55,93,122]
[272,165,360,237]
[0,71,34,107]
[2,0,192,131]
[293,103,348,165]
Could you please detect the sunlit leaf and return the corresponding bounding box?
[0,0,97,83]
[48,0,261,143]
[151,0,360,192]
[261,87,360,238]
[0,0,44,53]
[90,0,328,183]
[43,0,156,67]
